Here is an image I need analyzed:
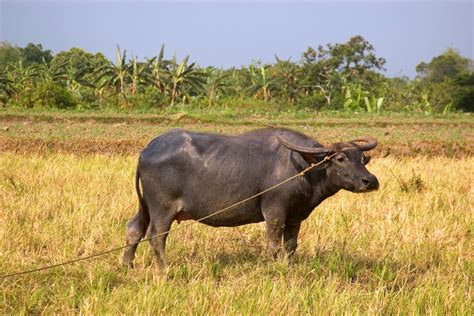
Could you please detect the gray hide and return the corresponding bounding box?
[123,128,379,270]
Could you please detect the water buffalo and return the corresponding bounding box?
[123,128,379,270]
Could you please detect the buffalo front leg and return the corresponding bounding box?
[123,208,149,268]
[265,218,285,259]
[283,221,301,257]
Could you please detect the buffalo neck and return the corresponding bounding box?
[307,167,340,207]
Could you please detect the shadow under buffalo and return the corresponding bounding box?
[167,246,426,289]
[293,249,425,289]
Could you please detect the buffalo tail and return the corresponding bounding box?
[135,166,149,219]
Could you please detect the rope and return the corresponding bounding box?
[0,153,336,279]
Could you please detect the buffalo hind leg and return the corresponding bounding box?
[123,207,149,268]
[283,221,301,257]
[147,216,173,272]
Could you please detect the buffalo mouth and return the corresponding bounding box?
[355,175,379,192]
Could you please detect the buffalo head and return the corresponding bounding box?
[278,136,379,193]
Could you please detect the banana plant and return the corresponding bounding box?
[248,64,275,102]
[312,66,347,106]
[129,56,151,96]
[364,96,384,113]
[168,55,206,106]
[417,91,433,114]
[30,58,68,85]
[343,83,366,112]
[4,61,40,101]
[272,56,302,104]
[53,63,84,98]
[0,76,16,104]
[442,101,453,114]
[93,46,130,99]
[148,44,170,95]
[203,67,229,108]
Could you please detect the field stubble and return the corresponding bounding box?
[0,153,472,314]
[1,112,473,157]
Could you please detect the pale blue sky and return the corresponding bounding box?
[1,0,472,77]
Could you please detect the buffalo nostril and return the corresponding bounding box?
[362,177,370,186]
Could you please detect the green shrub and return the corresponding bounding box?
[452,72,474,112]
[127,86,169,110]
[296,94,327,111]
[76,89,100,110]
[8,81,77,109]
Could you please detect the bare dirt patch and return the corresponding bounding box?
[1,137,471,157]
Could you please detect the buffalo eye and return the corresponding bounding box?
[336,156,345,163]
[362,155,371,165]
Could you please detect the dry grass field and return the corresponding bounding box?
[0,111,473,314]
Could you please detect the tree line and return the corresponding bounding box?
[0,36,472,113]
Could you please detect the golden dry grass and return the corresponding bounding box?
[1,153,473,314]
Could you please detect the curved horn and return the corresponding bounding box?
[277,136,331,155]
[350,138,378,151]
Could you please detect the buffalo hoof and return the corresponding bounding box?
[122,259,135,269]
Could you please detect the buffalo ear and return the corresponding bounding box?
[299,152,331,165]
